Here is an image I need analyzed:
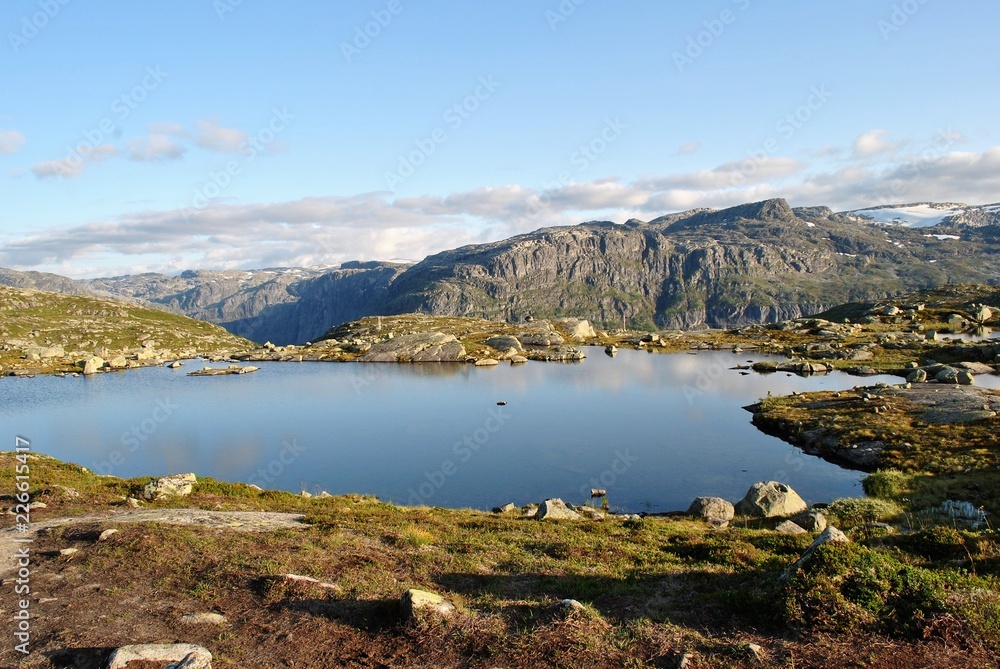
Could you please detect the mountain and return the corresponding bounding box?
[78,262,409,345]
[844,201,1000,229]
[4,198,1000,344]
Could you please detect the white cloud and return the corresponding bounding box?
[7,134,1000,277]
[853,129,906,158]
[127,134,186,162]
[31,144,118,179]
[192,118,248,152]
[678,141,701,155]
[0,130,25,154]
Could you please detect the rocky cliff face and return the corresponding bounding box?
[5,199,999,344]
[383,199,1000,330]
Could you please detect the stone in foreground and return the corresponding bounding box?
[105,643,212,669]
[536,498,582,520]
[780,526,850,582]
[687,496,735,525]
[143,473,197,500]
[735,481,807,518]
[401,588,456,619]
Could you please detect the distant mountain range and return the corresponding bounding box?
[3,198,1000,344]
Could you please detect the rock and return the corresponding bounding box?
[780,526,850,581]
[974,304,993,325]
[282,573,340,591]
[401,588,456,618]
[678,652,696,669]
[560,598,585,612]
[605,344,618,357]
[955,361,995,375]
[126,497,142,508]
[168,360,183,369]
[590,488,607,498]
[957,370,975,386]
[935,367,960,384]
[360,332,466,362]
[920,500,988,529]
[775,520,808,535]
[735,481,807,518]
[536,498,582,520]
[108,356,128,370]
[81,356,105,375]
[98,529,119,541]
[793,510,828,533]
[906,369,927,383]
[180,612,228,625]
[492,502,517,514]
[143,473,197,500]
[105,643,212,669]
[557,318,597,340]
[687,496,735,524]
[509,355,528,364]
[59,547,79,556]
[474,358,499,367]
[188,365,259,376]
[484,335,523,352]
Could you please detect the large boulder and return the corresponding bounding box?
[143,473,197,500]
[687,497,735,525]
[81,356,105,375]
[557,318,597,340]
[105,643,212,669]
[735,481,807,518]
[401,588,455,619]
[360,332,466,362]
[484,335,523,353]
[536,498,582,520]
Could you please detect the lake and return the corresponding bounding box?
[6,349,988,513]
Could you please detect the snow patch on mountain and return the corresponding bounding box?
[849,204,965,228]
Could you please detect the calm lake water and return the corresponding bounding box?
[5,349,993,513]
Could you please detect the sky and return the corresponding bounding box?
[1,0,999,278]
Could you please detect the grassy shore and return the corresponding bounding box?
[1,453,997,668]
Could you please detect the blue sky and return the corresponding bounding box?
[1,0,998,277]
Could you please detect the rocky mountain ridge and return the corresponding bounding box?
[3,198,999,344]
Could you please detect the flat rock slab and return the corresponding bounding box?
[887,384,1000,424]
[360,332,466,362]
[106,643,212,668]
[0,509,306,577]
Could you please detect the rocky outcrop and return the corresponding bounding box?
[359,332,466,362]
[143,473,197,500]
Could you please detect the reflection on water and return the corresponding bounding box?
[1,349,925,512]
